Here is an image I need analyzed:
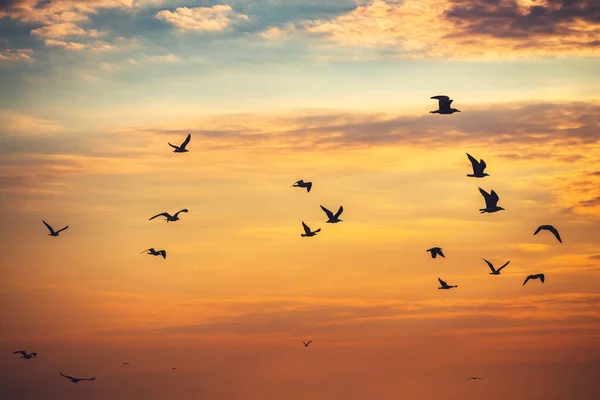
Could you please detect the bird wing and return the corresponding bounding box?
[83,377,96,381]
[42,220,55,234]
[334,206,344,218]
[489,190,499,206]
[302,341,307,346]
[479,159,486,171]
[168,143,179,149]
[56,226,69,234]
[60,372,75,380]
[438,278,447,287]
[466,153,479,171]
[437,249,445,258]
[478,187,491,203]
[431,95,451,109]
[548,226,562,243]
[523,276,531,286]
[306,182,312,193]
[320,205,334,219]
[497,260,510,272]
[159,250,166,259]
[180,134,191,149]
[149,212,170,220]
[174,209,189,217]
[307,340,312,345]
[533,226,543,236]
[534,273,545,283]
[13,351,27,356]
[302,221,311,235]
[141,248,152,254]
[313,228,321,233]
[482,258,495,273]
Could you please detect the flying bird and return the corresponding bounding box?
[42,220,68,237]
[478,187,504,213]
[59,372,96,383]
[467,377,483,380]
[438,278,457,290]
[123,362,130,366]
[13,351,37,359]
[430,95,460,114]
[320,205,343,223]
[523,273,545,286]
[483,258,510,275]
[301,222,321,237]
[466,153,489,178]
[168,133,191,153]
[534,225,562,243]
[302,340,312,347]
[141,248,167,259]
[149,209,188,222]
[427,247,445,258]
[172,367,177,370]
[291,180,312,193]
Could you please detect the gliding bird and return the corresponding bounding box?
[168,133,191,153]
[438,278,457,290]
[478,187,504,214]
[427,247,445,258]
[466,153,489,178]
[467,377,483,380]
[59,372,96,383]
[302,340,312,347]
[291,180,312,193]
[483,258,510,275]
[123,362,130,366]
[523,274,545,286]
[141,248,167,259]
[13,351,37,359]
[301,222,320,237]
[534,225,562,243]
[430,95,460,114]
[42,220,68,236]
[320,205,343,223]
[149,209,188,222]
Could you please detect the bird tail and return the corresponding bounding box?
[301,234,307,237]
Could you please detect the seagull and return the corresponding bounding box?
[301,222,320,237]
[149,209,188,222]
[523,273,545,286]
[123,362,130,366]
[467,377,483,380]
[172,367,176,370]
[534,225,562,243]
[478,187,504,213]
[427,247,445,258]
[302,340,312,347]
[320,205,343,223]
[430,95,460,114]
[466,153,489,178]
[141,248,167,259]
[13,351,37,359]
[59,372,96,383]
[483,258,510,275]
[168,133,191,153]
[42,220,68,236]
[438,278,457,290]
[292,180,312,193]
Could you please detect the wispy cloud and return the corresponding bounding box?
[0,48,34,61]
[155,5,250,32]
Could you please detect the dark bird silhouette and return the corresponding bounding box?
[123,362,130,366]
[466,153,489,178]
[467,377,483,380]
[13,351,37,359]
[301,222,321,237]
[438,278,457,290]
[478,187,504,213]
[302,340,312,347]
[291,180,312,193]
[320,205,343,223]
[172,367,176,370]
[168,133,191,153]
[483,258,510,275]
[534,225,562,243]
[141,248,167,259]
[430,95,460,114]
[149,209,188,222]
[60,372,96,383]
[523,273,545,286]
[42,220,68,236]
[427,247,445,258]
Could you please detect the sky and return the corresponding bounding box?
[1,0,600,398]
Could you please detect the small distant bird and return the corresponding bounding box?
[523,273,545,286]
[141,248,167,259]
[149,209,188,222]
[13,351,37,359]
[438,278,457,290]
[42,220,68,236]
[430,95,460,114]
[478,187,504,213]
[320,205,343,223]
[292,180,312,193]
[172,367,176,370]
[302,340,312,347]
[427,247,445,258]
[123,362,130,366]
[59,372,96,383]
[301,222,320,237]
[467,377,483,380]
[534,225,562,243]
[466,153,489,178]
[168,133,191,153]
[483,258,510,275]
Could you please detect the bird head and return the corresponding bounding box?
[483,173,490,177]
[451,109,460,113]
[498,207,505,211]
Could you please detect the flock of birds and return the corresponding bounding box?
[13,95,565,385]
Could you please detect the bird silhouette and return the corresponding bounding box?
[123,362,130,366]
[466,153,489,178]
[168,133,191,153]
[430,95,460,114]
[149,209,188,222]
[427,247,445,258]
[13,351,37,359]
[534,225,562,243]
[60,372,96,383]
[291,180,312,193]
[42,220,68,236]
[302,340,312,347]
[467,377,483,380]
[523,273,545,286]
[438,278,457,290]
[141,248,167,259]
[320,205,343,223]
[483,258,510,275]
[478,187,504,213]
[301,222,321,237]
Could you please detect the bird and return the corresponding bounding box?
[172,367,177,370]
[478,187,504,213]
[42,220,68,236]
[438,278,457,290]
[123,362,130,366]
[320,205,343,223]
[467,377,483,380]
[59,372,96,383]
[302,340,312,347]
[466,153,489,178]
[149,209,188,222]
[141,248,167,259]
[523,273,545,286]
[430,95,460,114]
[427,247,445,258]
[483,258,510,275]
[301,222,321,237]
[168,133,191,153]
[534,225,562,243]
[291,180,312,193]
[13,351,37,359]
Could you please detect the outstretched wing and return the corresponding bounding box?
[306,182,312,193]
[307,340,312,345]
[536,273,545,283]
[56,226,69,234]
[302,221,311,235]
[478,187,491,203]
[533,226,543,236]
[489,190,499,206]
[159,250,166,259]
[497,260,510,272]
[174,209,189,217]
[149,212,169,221]
[180,134,191,149]
[60,372,75,380]
[548,226,562,243]
[83,377,96,381]
[437,249,445,258]
[13,351,27,356]
[42,220,55,234]
[522,276,531,286]
[438,278,447,287]
[141,248,152,254]
[482,258,495,273]
[168,143,179,149]
[466,153,480,171]
[334,206,344,218]
[431,95,451,109]
[320,205,334,220]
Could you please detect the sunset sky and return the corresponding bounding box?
[1,0,600,399]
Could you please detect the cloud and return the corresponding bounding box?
[30,21,107,39]
[580,196,600,207]
[0,48,33,61]
[146,52,180,62]
[155,5,249,32]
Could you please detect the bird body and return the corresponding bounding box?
[141,248,167,259]
[483,258,510,275]
[478,187,504,213]
[320,205,343,223]
[427,247,445,258]
[149,209,188,222]
[301,222,321,237]
[60,372,96,383]
[534,225,562,243]
[123,362,130,366]
[466,153,489,178]
[467,377,483,380]
[13,351,37,359]
[438,278,457,290]
[42,220,68,236]
[523,273,545,286]
[430,95,460,114]
[168,134,191,153]
[302,340,312,347]
[292,180,312,193]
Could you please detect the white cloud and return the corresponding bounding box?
[155,5,249,32]
[0,48,34,62]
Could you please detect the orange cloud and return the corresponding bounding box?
[0,48,34,61]
[155,5,249,32]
